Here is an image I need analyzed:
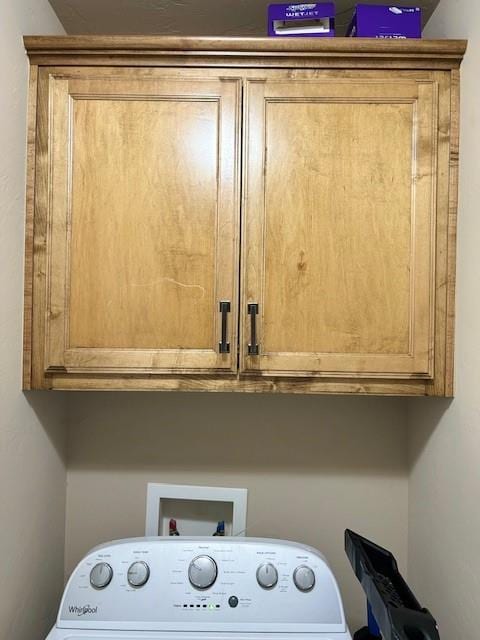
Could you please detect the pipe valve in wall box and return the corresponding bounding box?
[268,3,335,37]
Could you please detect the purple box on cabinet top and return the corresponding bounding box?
[268,3,335,37]
[347,5,422,39]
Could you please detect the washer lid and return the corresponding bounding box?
[50,634,351,640]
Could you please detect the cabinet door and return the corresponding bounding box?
[44,73,240,374]
[242,74,437,377]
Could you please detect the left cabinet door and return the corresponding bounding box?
[38,71,241,376]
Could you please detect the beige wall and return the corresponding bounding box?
[408,5,479,640]
[66,392,408,631]
[0,2,67,639]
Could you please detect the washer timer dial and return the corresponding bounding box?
[293,565,315,592]
[127,561,150,587]
[188,555,218,589]
[256,563,278,589]
[90,562,113,589]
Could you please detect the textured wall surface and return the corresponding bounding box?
[0,2,67,639]
[408,5,478,640]
[48,0,439,36]
[66,392,408,631]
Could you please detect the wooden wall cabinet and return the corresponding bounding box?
[23,37,466,395]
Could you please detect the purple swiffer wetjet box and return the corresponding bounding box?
[268,3,335,37]
[347,5,422,38]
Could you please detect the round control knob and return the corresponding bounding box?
[293,565,315,592]
[188,555,218,590]
[90,562,113,589]
[256,563,278,589]
[127,561,150,587]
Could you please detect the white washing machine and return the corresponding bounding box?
[46,537,352,640]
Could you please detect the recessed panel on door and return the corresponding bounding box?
[242,75,437,377]
[45,74,240,374]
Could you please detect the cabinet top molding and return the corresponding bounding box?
[23,36,467,69]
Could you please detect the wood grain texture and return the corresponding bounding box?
[22,65,38,390]
[23,35,467,57]
[69,92,218,350]
[44,72,241,374]
[418,70,459,398]
[30,68,52,389]
[263,101,411,355]
[22,47,464,394]
[45,373,431,395]
[23,55,467,72]
[23,36,467,70]
[445,69,461,397]
[241,73,437,377]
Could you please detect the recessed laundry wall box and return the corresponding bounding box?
[144,483,248,537]
[22,36,466,395]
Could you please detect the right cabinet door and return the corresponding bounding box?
[242,73,437,378]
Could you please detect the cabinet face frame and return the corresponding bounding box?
[33,69,242,378]
[240,72,438,379]
[22,40,464,395]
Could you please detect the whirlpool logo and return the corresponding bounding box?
[68,604,98,616]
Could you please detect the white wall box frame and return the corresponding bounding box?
[145,483,248,537]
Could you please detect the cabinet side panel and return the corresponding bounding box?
[427,71,457,396]
[445,69,460,396]
[31,68,52,389]
[23,65,38,390]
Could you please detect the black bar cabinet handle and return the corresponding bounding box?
[219,301,231,354]
[247,303,259,355]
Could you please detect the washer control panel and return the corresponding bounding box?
[58,537,347,635]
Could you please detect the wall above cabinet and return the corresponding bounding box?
[23,37,466,395]
[46,0,440,37]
